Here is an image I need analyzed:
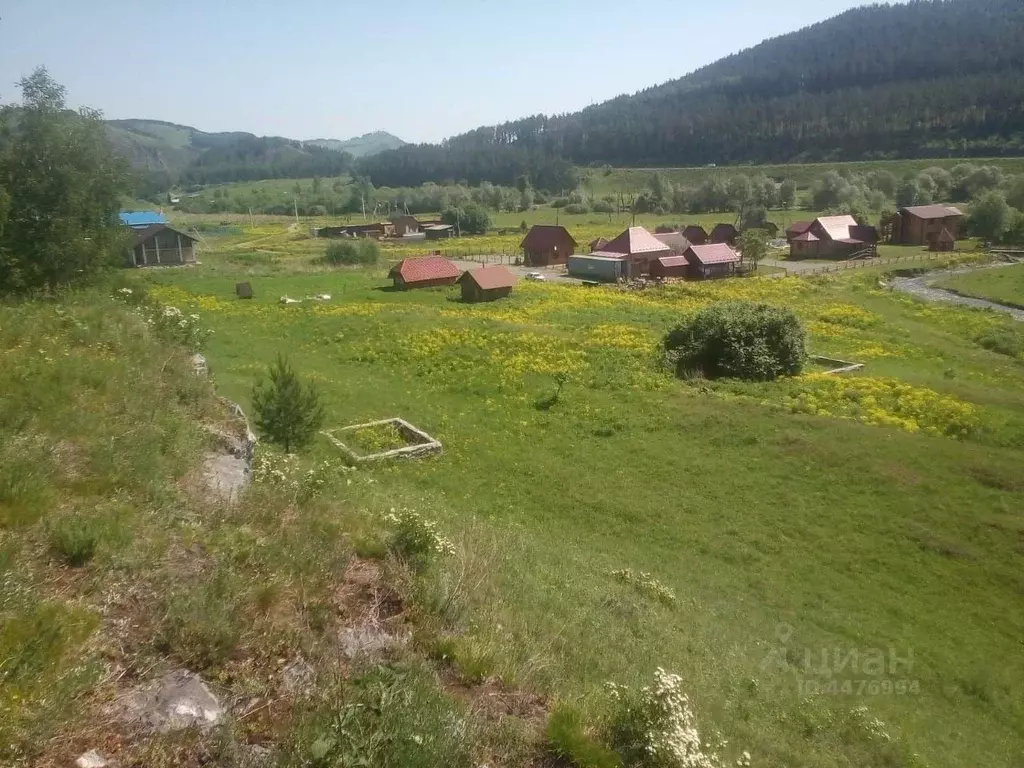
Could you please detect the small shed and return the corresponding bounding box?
[388,256,460,290]
[424,224,455,240]
[683,243,740,280]
[648,255,689,279]
[127,224,197,267]
[567,254,625,282]
[709,223,738,245]
[682,225,709,245]
[458,265,517,303]
[588,237,609,251]
[929,228,956,252]
[521,225,577,266]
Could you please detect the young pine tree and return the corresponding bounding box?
[251,355,326,453]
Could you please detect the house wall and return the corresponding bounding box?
[425,229,454,240]
[462,284,512,303]
[396,275,458,290]
[524,243,573,266]
[687,262,736,280]
[896,213,962,245]
[649,263,687,278]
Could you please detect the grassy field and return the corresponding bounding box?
[119,229,1024,767]
[586,157,1024,195]
[935,263,1024,308]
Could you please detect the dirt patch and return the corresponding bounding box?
[334,557,408,661]
[442,670,548,725]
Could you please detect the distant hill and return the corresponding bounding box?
[306,131,406,158]
[104,120,403,192]
[360,0,1024,188]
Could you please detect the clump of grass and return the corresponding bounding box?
[547,704,622,768]
[975,326,1024,358]
[48,515,103,567]
[383,508,455,566]
[611,568,676,605]
[157,572,244,670]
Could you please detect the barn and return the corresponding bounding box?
[648,255,689,279]
[424,224,455,240]
[789,216,878,259]
[390,215,422,237]
[388,257,460,290]
[521,225,577,266]
[683,243,740,280]
[458,265,518,303]
[709,223,738,245]
[127,224,197,267]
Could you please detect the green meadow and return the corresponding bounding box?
[936,262,1024,308]
[128,234,1024,767]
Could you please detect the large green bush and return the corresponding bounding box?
[664,301,806,381]
[325,239,380,266]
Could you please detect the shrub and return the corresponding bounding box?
[251,354,326,453]
[383,508,455,566]
[49,515,102,566]
[564,203,590,215]
[606,669,724,768]
[325,239,379,266]
[664,301,806,381]
[592,199,616,214]
[976,326,1024,358]
[158,575,243,669]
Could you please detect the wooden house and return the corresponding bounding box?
[648,255,689,279]
[458,265,517,303]
[520,225,577,266]
[788,216,878,259]
[709,223,738,245]
[595,226,673,277]
[890,205,964,246]
[683,243,740,280]
[389,215,422,237]
[682,225,708,245]
[785,221,813,241]
[388,257,460,290]
[127,224,197,267]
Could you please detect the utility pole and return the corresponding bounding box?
[293,198,299,224]
[361,194,366,221]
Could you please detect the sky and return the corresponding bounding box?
[1,0,880,144]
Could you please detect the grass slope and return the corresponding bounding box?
[936,262,1024,308]
[137,235,1024,767]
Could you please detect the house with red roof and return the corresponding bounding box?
[789,215,878,259]
[648,255,689,279]
[520,225,577,266]
[593,226,674,277]
[709,223,738,245]
[388,256,460,290]
[785,221,814,241]
[682,225,709,245]
[458,265,518,303]
[683,243,741,280]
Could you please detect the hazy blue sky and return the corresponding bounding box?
[2,0,879,144]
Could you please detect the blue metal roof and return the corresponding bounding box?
[119,211,167,228]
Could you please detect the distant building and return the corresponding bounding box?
[390,215,421,237]
[709,223,738,245]
[683,243,740,280]
[789,215,878,259]
[594,226,673,277]
[127,225,197,267]
[890,205,964,246]
[520,225,577,266]
[648,255,689,279]
[458,265,517,302]
[588,237,609,251]
[388,257,460,290]
[119,211,167,229]
[682,225,709,245]
[424,224,455,240]
[317,222,394,239]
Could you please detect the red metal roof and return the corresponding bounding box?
[602,226,673,256]
[520,225,577,251]
[814,215,859,241]
[389,256,460,283]
[902,205,964,220]
[685,243,740,265]
[458,265,517,290]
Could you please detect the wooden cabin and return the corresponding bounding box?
[127,225,197,267]
[520,225,577,266]
[891,205,964,246]
[458,265,517,303]
[388,257,460,290]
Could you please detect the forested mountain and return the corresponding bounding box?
[360,0,1024,189]
[306,131,406,157]
[104,120,402,195]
